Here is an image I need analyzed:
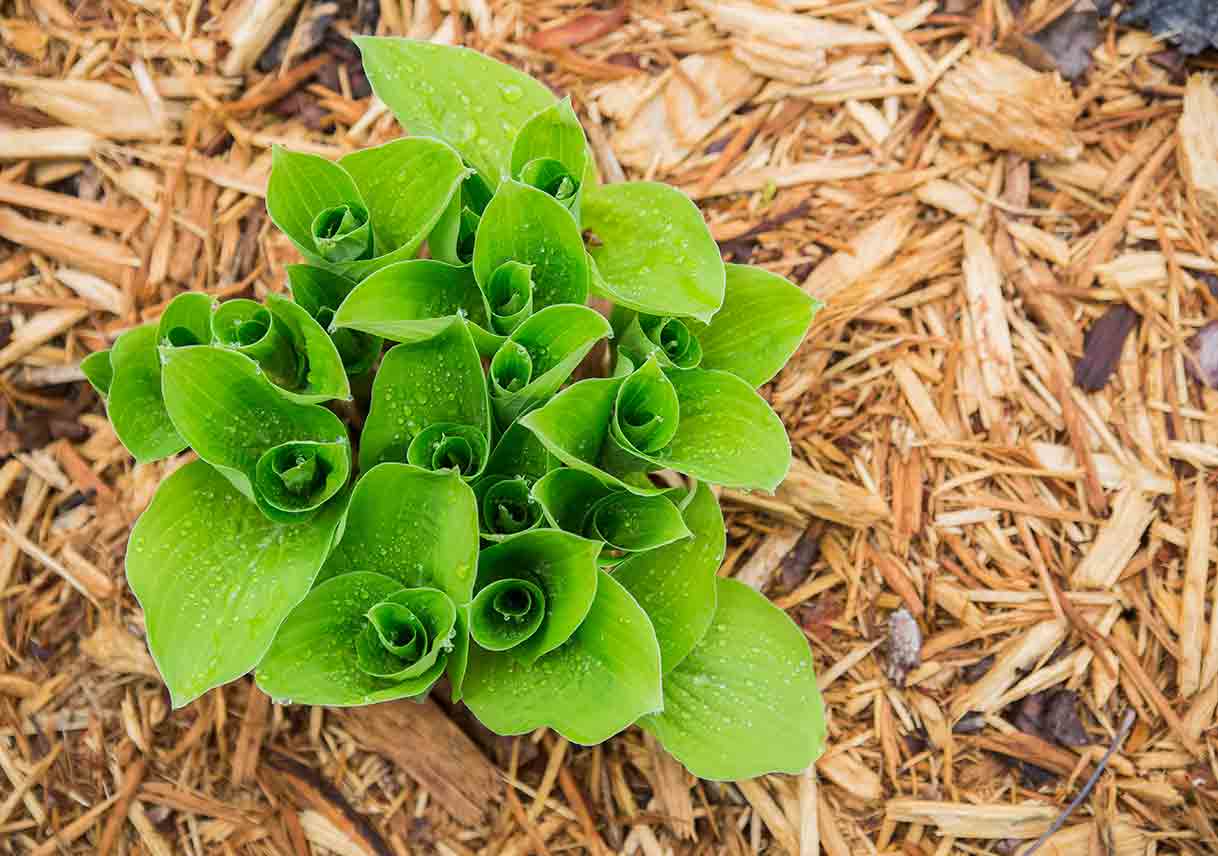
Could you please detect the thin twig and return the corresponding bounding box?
[1021,708,1137,856]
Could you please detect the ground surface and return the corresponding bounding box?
[1,0,1217,854]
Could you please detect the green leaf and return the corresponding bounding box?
[407,422,489,480]
[474,529,600,663]
[80,349,113,397]
[212,298,302,389]
[613,482,723,672]
[156,292,214,348]
[510,98,587,219]
[641,579,826,780]
[268,142,466,281]
[629,367,792,492]
[267,147,364,260]
[331,259,493,348]
[484,261,534,335]
[354,587,457,680]
[359,317,490,474]
[356,37,557,186]
[128,459,345,707]
[691,264,819,387]
[320,463,479,602]
[160,346,350,520]
[338,137,469,271]
[254,440,351,522]
[262,294,352,404]
[611,356,679,456]
[463,570,662,744]
[617,312,703,371]
[468,578,546,651]
[286,264,382,377]
[106,325,186,464]
[584,182,724,323]
[485,420,554,482]
[256,572,459,705]
[473,475,544,541]
[518,374,659,494]
[473,180,589,310]
[488,304,612,427]
[532,469,690,555]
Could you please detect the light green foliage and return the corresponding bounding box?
[109,38,825,781]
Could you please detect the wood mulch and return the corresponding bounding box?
[1,0,1217,853]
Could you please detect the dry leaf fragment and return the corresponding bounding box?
[1074,305,1139,391]
[1026,1,1101,80]
[80,623,159,678]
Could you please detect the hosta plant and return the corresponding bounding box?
[85,38,826,780]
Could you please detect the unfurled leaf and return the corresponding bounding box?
[160,345,351,522]
[473,529,600,663]
[488,304,612,427]
[256,572,461,705]
[532,468,689,556]
[319,463,479,602]
[331,259,495,352]
[641,578,826,780]
[584,182,725,323]
[356,37,557,185]
[691,264,819,387]
[128,459,345,708]
[614,482,723,672]
[473,180,590,310]
[463,570,662,744]
[105,325,187,464]
[286,265,382,377]
[484,261,535,335]
[359,317,490,476]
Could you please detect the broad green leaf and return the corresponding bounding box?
[473,180,589,310]
[128,459,345,707]
[338,137,469,274]
[641,579,826,780]
[628,367,792,492]
[474,529,600,663]
[156,292,213,348]
[286,264,382,377]
[618,312,703,371]
[332,259,492,348]
[614,482,723,672]
[359,317,490,474]
[256,573,457,705]
[355,37,557,186]
[473,475,544,541]
[532,469,689,555]
[80,349,113,397]
[691,264,819,387]
[584,182,725,323]
[463,570,662,744]
[320,463,479,602]
[510,99,587,220]
[468,578,546,651]
[106,325,186,464]
[488,304,612,427]
[160,346,350,518]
